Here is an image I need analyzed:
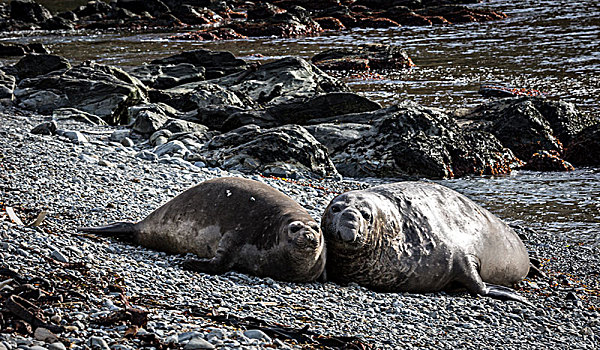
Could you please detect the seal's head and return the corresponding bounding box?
[321,192,379,248]
[286,219,323,252]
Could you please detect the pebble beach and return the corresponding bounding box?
[1,107,598,349]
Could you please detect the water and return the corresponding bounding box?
[0,0,598,243]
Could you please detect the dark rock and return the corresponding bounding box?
[30,120,57,135]
[56,11,78,21]
[530,99,596,146]
[564,123,600,167]
[313,16,346,30]
[115,0,171,17]
[312,44,414,71]
[354,16,400,28]
[304,123,371,154]
[150,81,251,112]
[0,70,16,99]
[9,0,52,23]
[523,150,574,172]
[15,62,147,124]
[460,97,564,160]
[222,92,381,130]
[229,10,322,38]
[132,108,170,135]
[161,119,209,134]
[198,124,339,179]
[247,2,286,20]
[129,103,189,134]
[127,63,206,89]
[73,0,113,18]
[0,42,26,56]
[172,5,223,25]
[384,7,433,25]
[317,104,521,178]
[40,16,75,30]
[416,5,507,24]
[52,108,108,125]
[215,57,349,106]
[151,49,247,79]
[0,42,47,57]
[13,54,71,79]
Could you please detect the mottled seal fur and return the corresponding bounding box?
[80,177,326,282]
[321,181,531,304]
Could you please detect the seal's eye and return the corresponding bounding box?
[289,222,303,233]
[360,210,371,221]
[331,205,341,213]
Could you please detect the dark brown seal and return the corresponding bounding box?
[321,181,531,304]
[80,177,326,282]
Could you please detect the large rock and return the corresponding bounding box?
[149,81,252,113]
[197,124,339,179]
[229,7,322,38]
[564,123,600,167]
[0,42,49,57]
[459,97,564,160]
[9,0,52,23]
[115,0,171,17]
[15,62,147,124]
[127,63,205,89]
[222,92,381,130]
[313,104,521,179]
[312,44,414,71]
[13,54,71,79]
[529,99,596,146]
[151,49,247,79]
[215,57,349,106]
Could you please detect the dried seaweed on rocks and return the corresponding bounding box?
[187,306,373,349]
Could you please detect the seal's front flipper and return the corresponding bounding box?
[182,257,231,275]
[458,255,533,307]
[78,222,136,241]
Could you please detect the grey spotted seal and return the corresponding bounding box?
[321,181,532,304]
[80,177,326,282]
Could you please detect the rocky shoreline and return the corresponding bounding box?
[2,45,598,182]
[1,1,599,349]
[1,105,599,349]
[0,0,507,39]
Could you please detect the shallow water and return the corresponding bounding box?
[1,0,598,243]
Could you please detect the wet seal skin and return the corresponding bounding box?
[321,181,532,305]
[80,177,326,282]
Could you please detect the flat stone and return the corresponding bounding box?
[243,329,271,342]
[184,337,215,350]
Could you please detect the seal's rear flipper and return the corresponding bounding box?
[78,222,136,241]
[483,283,534,307]
[458,255,533,307]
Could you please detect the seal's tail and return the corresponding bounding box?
[78,222,136,241]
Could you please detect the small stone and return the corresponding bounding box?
[31,121,57,135]
[78,154,98,164]
[121,137,134,147]
[184,337,214,350]
[153,140,188,157]
[98,159,114,167]
[50,249,68,263]
[34,327,59,343]
[50,314,62,324]
[109,130,130,142]
[135,150,158,161]
[87,336,110,350]
[48,342,67,350]
[566,291,578,300]
[62,130,88,144]
[243,329,271,342]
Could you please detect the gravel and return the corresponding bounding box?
[1,108,599,349]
